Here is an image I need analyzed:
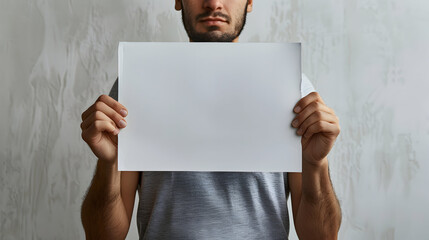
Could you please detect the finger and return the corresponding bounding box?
[295,111,338,136]
[81,101,127,129]
[81,120,119,143]
[292,101,335,128]
[82,94,128,120]
[293,92,325,113]
[81,110,116,131]
[302,121,340,140]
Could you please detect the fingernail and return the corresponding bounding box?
[120,109,128,117]
[118,120,127,128]
[294,106,301,113]
[113,128,120,135]
[292,119,299,127]
[297,129,303,135]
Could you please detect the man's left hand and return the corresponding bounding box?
[291,92,340,165]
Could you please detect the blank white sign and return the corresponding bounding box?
[118,42,302,172]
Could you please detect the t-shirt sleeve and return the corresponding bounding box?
[108,78,119,101]
[301,73,316,98]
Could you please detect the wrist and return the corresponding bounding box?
[303,156,329,172]
[96,159,121,189]
[98,157,118,169]
[301,157,331,202]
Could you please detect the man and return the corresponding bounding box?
[80,0,342,239]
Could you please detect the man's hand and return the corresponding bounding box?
[291,92,340,165]
[81,94,128,163]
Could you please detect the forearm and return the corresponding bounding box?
[81,160,129,240]
[295,157,341,240]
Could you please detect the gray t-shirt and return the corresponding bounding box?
[109,75,315,240]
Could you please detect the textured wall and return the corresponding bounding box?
[1,0,429,239]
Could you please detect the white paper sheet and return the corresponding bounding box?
[118,42,302,172]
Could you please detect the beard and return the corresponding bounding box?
[181,1,249,42]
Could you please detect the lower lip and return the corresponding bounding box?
[201,20,226,26]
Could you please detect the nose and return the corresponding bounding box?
[203,0,223,11]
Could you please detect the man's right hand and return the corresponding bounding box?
[81,94,128,163]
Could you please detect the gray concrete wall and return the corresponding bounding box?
[1,0,428,239]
